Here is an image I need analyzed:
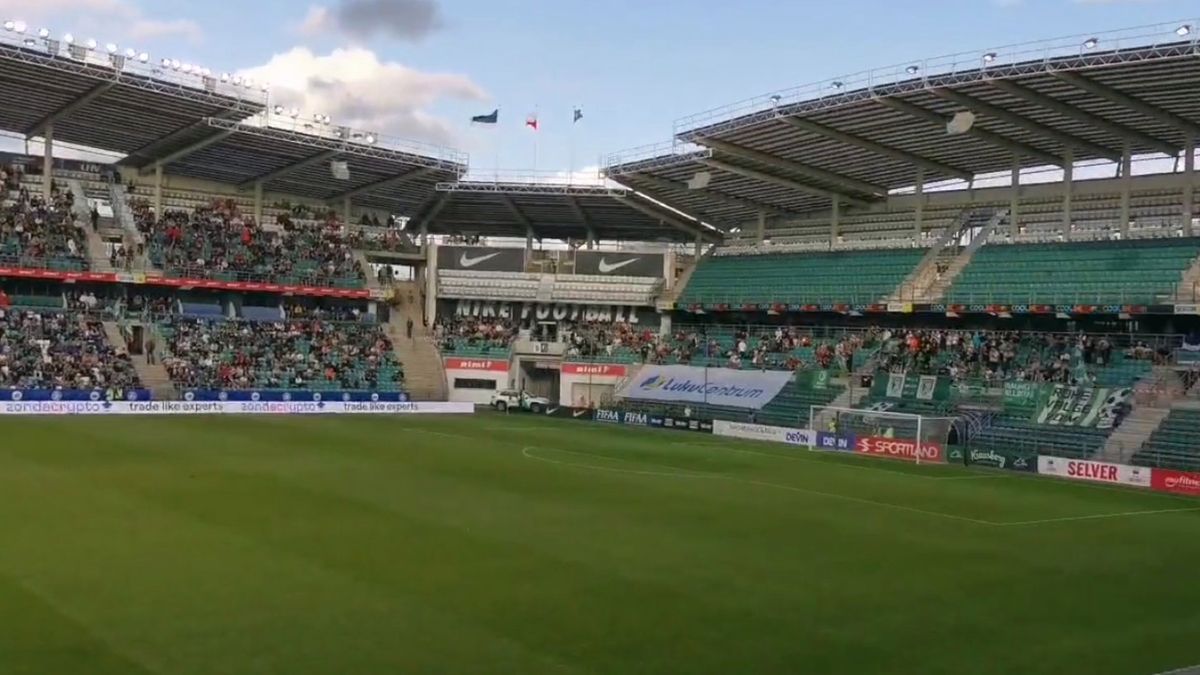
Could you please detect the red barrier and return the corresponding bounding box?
[855,436,945,463]
[1151,469,1200,497]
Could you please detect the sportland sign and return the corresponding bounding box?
[1150,469,1200,497]
[855,436,945,463]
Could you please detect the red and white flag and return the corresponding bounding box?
[525,113,539,131]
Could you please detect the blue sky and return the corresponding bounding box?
[5,0,1199,175]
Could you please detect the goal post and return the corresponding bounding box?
[809,405,957,465]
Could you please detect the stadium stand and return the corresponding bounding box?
[1,183,90,272]
[0,307,141,390]
[158,316,403,391]
[946,237,1200,305]
[679,248,926,305]
[1133,408,1200,470]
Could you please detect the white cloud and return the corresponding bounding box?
[295,0,443,42]
[296,6,332,36]
[0,0,203,44]
[240,47,486,147]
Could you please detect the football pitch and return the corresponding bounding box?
[2,413,1198,675]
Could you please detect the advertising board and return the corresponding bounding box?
[1036,456,1151,488]
[855,436,945,463]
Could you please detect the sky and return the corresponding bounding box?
[2,0,1198,178]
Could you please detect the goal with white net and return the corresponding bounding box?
[809,406,957,465]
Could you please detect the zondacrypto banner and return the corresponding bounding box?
[0,401,475,415]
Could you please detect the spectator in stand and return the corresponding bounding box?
[0,309,140,390]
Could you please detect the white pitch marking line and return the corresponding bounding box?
[996,506,1200,527]
[523,446,996,527]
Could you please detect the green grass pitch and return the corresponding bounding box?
[2,413,1198,675]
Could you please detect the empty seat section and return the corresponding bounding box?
[1133,409,1200,471]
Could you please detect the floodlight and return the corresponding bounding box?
[85,38,97,49]
[138,52,148,63]
[63,33,73,43]
[124,47,135,58]
[170,59,181,69]
[831,80,844,90]
[220,72,229,81]
[273,105,285,114]
[313,113,323,122]
[364,134,376,144]
[13,20,25,33]
[1083,37,1098,49]
[106,43,117,53]
[982,52,997,63]
[905,65,919,74]
[38,28,49,38]
[232,75,243,85]
[289,108,299,118]
[1177,24,1192,37]
[3,21,13,31]
[161,57,170,67]
[244,77,254,88]
[22,38,34,46]
[181,63,192,73]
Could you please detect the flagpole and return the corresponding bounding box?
[569,106,576,184]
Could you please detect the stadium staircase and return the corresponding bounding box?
[355,251,384,294]
[1173,253,1200,302]
[108,183,147,267]
[387,282,447,401]
[887,208,1007,303]
[67,179,116,273]
[663,255,703,307]
[103,321,175,400]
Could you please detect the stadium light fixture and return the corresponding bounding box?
[22,38,34,47]
[232,75,243,85]
[273,105,285,115]
[830,80,844,90]
[160,57,170,67]
[905,65,920,75]
[982,52,997,63]
[63,33,74,43]
[171,59,181,70]
[106,43,117,54]
[1177,24,1192,37]
[220,72,229,82]
[1082,37,1098,49]
[138,52,148,63]
[124,47,135,58]
[38,27,49,38]
[85,38,97,49]
[289,108,299,118]
[14,21,24,33]
[365,134,377,145]
[3,20,13,32]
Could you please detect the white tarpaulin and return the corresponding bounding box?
[617,365,793,410]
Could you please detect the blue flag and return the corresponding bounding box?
[573,107,583,123]
[471,109,499,124]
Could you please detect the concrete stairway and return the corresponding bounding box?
[103,321,175,400]
[920,208,1008,303]
[355,251,384,294]
[660,255,703,308]
[1101,406,1172,464]
[84,221,114,272]
[386,291,447,401]
[1173,254,1200,302]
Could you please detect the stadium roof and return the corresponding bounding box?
[0,32,263,153]
[604,20,1200,226]
[122,117,467,214]
[423,179,721,243]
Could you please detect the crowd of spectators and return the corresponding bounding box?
[161,317,402,391]
[871,329,1162,386]
[139,200,365,287]
[0,182,89,270]
[0,307,141,390]
[435,316,516,353]
[285,303,365,323]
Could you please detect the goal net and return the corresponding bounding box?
[809,406,957,465]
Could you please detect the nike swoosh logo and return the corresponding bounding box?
[598,258,638,274]
[573,410,588,418]
[460,252,503,268]
[547,408,559,415]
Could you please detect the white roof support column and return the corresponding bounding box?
[830,196,841,248]
[756,210,767,244]
[914,167,925,241]
[253,181,264,225]
[1010,155,1021,238]
[1062,150,1074,235]
[1184,138,1195,237]
[153,164,163,219]
[41,123,53,200]
[1120,142,1132,237]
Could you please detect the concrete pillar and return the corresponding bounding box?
[525,228,534,269]
[1184,137,1195,236]
[585,226,596,250]
[42,124,53,199]
[1010,155,1021,237]
[1062,150,1074,234]
[913,167,925,242]
[693,234,702,258]
[419,220,429,247]
[830,197,841,248]
[756,210,767,244]
[253,181,264,224]
[1119,142,1132,236]
[153,164,163,219]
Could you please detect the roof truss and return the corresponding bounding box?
[25,81,115,138]
[622,173,800,219]
[872,95,1063,167]
[138,128,236,176]
[987,79,1179,156]
[699,137,886,197]
[238,149,340,190]
[700,158,870,208]
[929,87,1122,162]
[326,167,435,203]
[616,194,721,242]
[1050,71,1200,140]
[774,115,974,182]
